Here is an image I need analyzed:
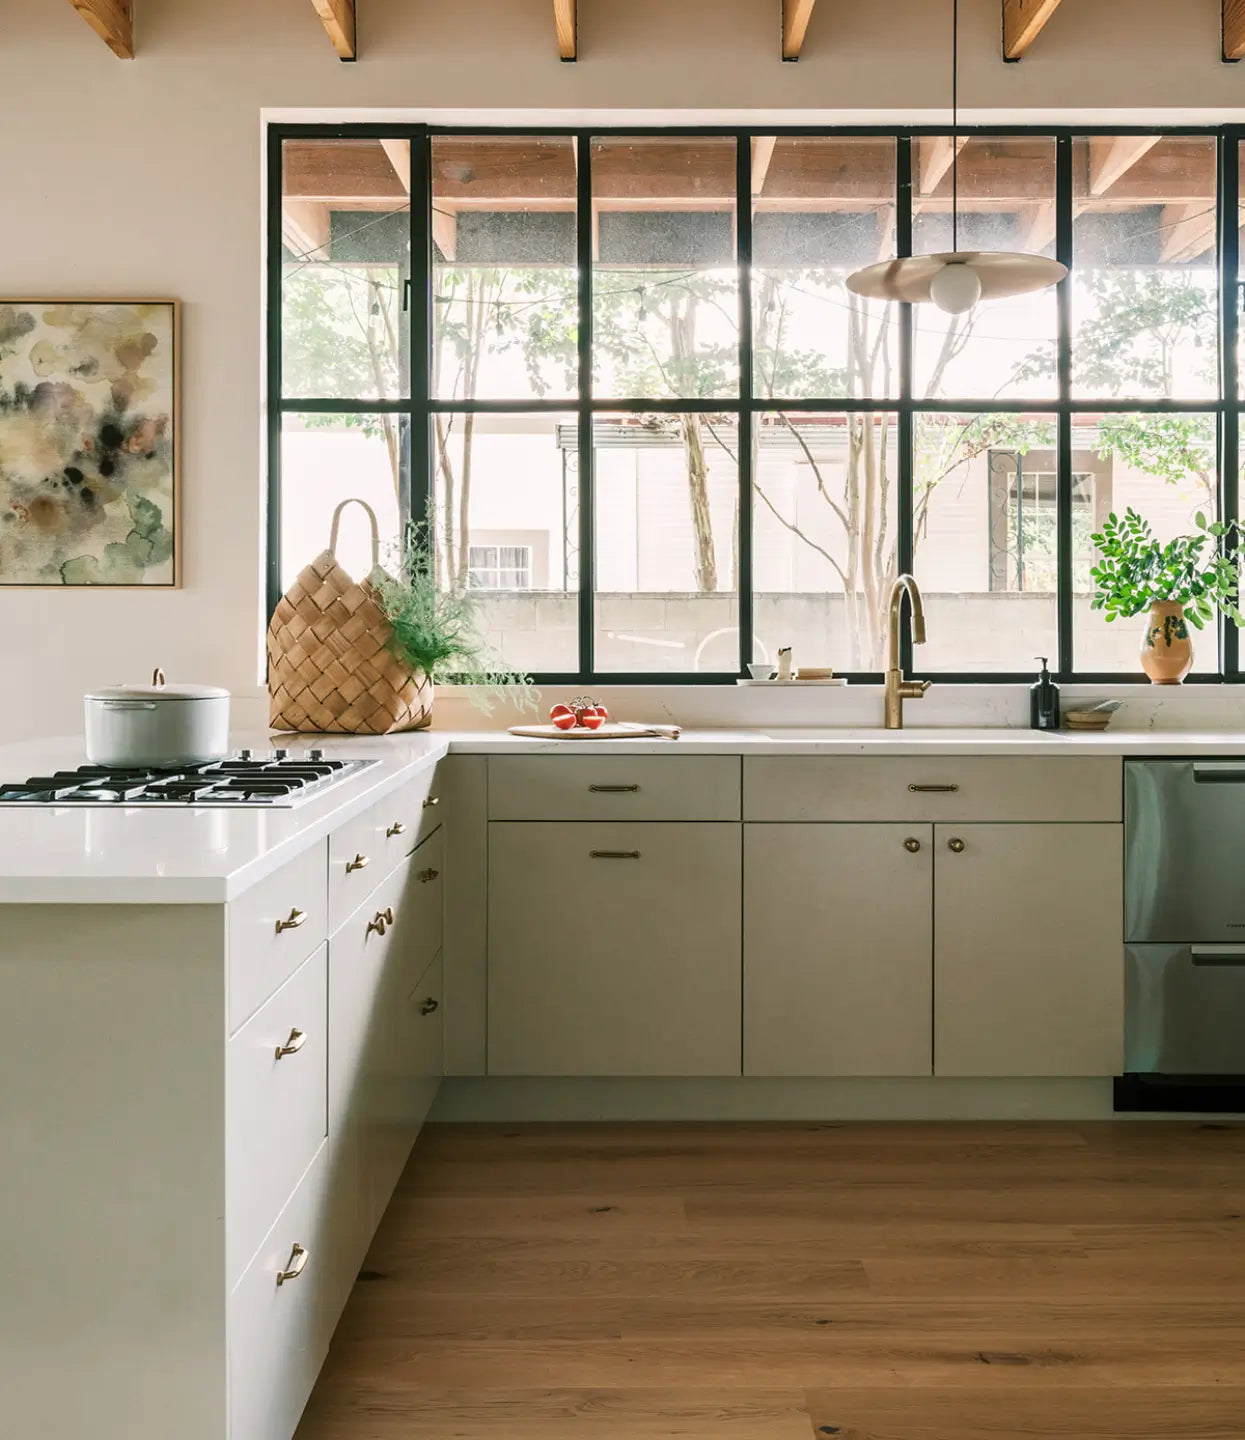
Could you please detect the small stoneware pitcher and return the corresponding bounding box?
[1140,600,1193,684]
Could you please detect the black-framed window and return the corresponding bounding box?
[268,124,1243,684]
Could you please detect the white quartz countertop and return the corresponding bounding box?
[5,725,1245,903]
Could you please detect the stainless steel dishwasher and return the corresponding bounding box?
[1122,759,1245,1106]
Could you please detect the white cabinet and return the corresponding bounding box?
[488,821,742,1075]
[744,824,933,1076]
[933,823,1124,1077]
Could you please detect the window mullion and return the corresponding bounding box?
[577,132,595,677]
[1056,133,1074,677]
[896,136,915,676]
[1222,131,1240,678]
[737,135,754,677]
[409,126,432,535]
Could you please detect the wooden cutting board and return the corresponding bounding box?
[507,721,682,741]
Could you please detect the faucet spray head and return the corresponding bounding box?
[912,614,927,645]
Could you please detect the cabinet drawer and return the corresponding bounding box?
[744,756,1121,823]
[228,1142,330,1440]
[328,803,383,932]
[372,762,443,861]
[228,843,327,1033]
[488,756,740,821]
[373,951,443,1223]
[227,944,327,1284]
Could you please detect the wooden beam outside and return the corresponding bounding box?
[282,201,332,259]
[1226,0,1245,60]
[1021,201,1057,255]
[432,208,459,262]
[1087,135,1162,196]
[751,137,778,196]
[311,0,356,59]
[782,0,817,60]
[1160,202,1216,262]
[554,0,577,59]
[1002,0,1062,60]
[68,0,133,58]
[380,139,412,193]
[916,136,968,197]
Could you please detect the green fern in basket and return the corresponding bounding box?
[376,524,535,714]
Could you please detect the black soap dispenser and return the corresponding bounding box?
[1030,657,1061,732]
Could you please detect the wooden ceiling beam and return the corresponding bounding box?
[282,201,332,259]
[379,139,412,192]
[782,0,817,60]
[311,0,356,60]
[1086,135,1162,196]
[554,0,577,60]
[751,137,778,196]
[916,136,968,197]
[68,0,133,58]
[1225,1,1245,60]
[1160,203,1216,262]
[1002,0,1063,60]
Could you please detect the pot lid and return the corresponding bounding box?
[86,666,230,702]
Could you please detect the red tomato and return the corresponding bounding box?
[550,703,577,731]
[579,709,605,730]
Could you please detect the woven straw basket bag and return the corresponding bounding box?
[267,499,433,735]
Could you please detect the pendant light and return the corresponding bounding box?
[846,0,1067,313]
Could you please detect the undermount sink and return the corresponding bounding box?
[758,727,1059,742]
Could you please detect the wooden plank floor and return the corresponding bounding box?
[296,1122,1245,1440]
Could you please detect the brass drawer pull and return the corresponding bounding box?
[276,1243,309,1286]
[419,997,440,1016]
[903,837,921,853]
[274,1028,307,1060]
[589,784,640,793]
[423,796,440,809]
[274,908,306,934]
[947,836,966,853]
[418,868,440,884]
[366,910,389,938]
[909,784,959,793]
[346,853,370,873]
[590,850,641,859]
[386,821,407,838]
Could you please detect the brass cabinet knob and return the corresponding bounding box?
[276,1243,309,1286]
[274,1028,306,1060]
[947,836,966,853]
[903,837,921,853]
[419,997,440,1016]
[346,853,370,873]
[383,906,394,925]
[386,821,407,838]
[366,911,388,938]
[418,868,440,884]
[423,796,440,809]
[274,908,306,934]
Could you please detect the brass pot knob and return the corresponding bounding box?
[346,853,370,873]
[275,908,306,934]
[947,837,966,853]
[423,796,440,809]
[274,1028,306,1060]
[903,837,921,853]
[386,821,407,838]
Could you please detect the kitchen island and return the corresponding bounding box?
[3,724,1245,1440]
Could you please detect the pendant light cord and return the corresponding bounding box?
[951,0,959,253]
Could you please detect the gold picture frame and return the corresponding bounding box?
[0,298,180,587]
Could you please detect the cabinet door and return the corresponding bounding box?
[934,823,1124,1077]
[744,824,932,1076]
[488,822,742,1076]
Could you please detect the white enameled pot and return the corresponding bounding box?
[84,668,231,767]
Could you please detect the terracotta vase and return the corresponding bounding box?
[1139,600,1193,685]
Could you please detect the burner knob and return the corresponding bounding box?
[238,748,253,761]
[308,748,324,761]
[273,748,289,761]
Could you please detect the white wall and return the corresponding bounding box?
[3,0,1244,742]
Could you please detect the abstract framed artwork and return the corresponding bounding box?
[0,300,179,586]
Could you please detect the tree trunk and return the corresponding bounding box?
[669,295,718,592]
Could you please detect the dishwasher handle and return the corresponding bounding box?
[1192,763,1245,783]
[1191,945,1245,967]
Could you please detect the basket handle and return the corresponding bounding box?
[328,499,381,570]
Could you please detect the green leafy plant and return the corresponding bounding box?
[376,524,536,714]
[1089,507,1244,631]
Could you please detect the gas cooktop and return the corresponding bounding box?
[0,750,380,808]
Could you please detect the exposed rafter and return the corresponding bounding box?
[917,135,968,196]
[751,136,778,196]
[379,138,411,191]
[1160,202,1216,263]
[1087,135,1162,196]
[1226,1,1245,60]
[68,0,133,58]
[554,0,577,60]
[782,0,817,60]
[1002,0,1062,60]
[311,0,356,60]
[282,201,331,260]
